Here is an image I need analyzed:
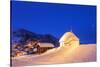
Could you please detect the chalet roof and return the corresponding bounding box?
[38,43,54,47]
[59,32,79,43]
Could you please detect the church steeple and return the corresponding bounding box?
[70,26,73,32]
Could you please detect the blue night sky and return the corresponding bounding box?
[11,1,96,44]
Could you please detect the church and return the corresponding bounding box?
[59,31,79,48]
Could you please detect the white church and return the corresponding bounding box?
[59,31,79,48]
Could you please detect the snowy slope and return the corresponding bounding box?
[12,44,96,67]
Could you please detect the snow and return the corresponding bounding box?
[12,44,96,67]
[38,43,54,47]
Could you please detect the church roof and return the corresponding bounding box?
[59,32,79,43]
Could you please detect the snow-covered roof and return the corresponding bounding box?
[59,32,79,43]
[38,43,54,47]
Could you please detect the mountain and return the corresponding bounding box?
[12,29,59,47]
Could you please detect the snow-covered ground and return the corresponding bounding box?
[12,44,96,67]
